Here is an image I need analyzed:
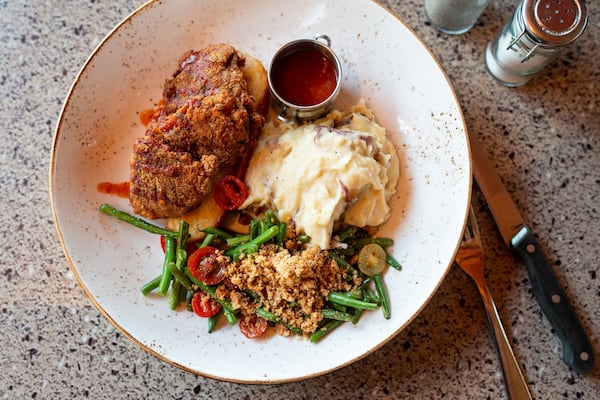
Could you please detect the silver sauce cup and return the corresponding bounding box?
[268,35,342,122]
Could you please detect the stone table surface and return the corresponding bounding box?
[1,0,599,399]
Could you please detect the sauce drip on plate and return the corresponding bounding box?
[97,181,129,198]
[271,49,337,106]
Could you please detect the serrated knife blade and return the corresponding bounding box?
[469,134,595,375]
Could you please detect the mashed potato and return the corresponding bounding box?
[241,101,399,249]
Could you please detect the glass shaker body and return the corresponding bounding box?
[485,0,588,87]
[424,0,492,35]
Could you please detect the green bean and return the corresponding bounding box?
[168,279,182,310]
[349,237,394,249]
[276,222,287,246]
[351,308,364,324]
[336,226,361,241]
[386,252,402,270]
[176,220,189,254]
[98,204,178,237]
[255,308,302,334]
[284,323,303,335]
[249,218,260,239]
[373,274,390,319]
[157,236,176,296]
[310,319,344,343]
[328,252,351,269]
[360,277,373,287]
[297,234,311,243]
[201,226,233,239]
[176,247,187,266]
[328,292,379,310]
[141,275,161,296]
[245,243,260,254]
[331,302,347,313]
[184,270,215,295]
[259,219,270,235]
[321,309,354,321]
[328,253,357,282]
[199,233,216,248]
[358,277,379,304]
[345,288,364,300]
[223,307,238,325]
[208,313,219,333]
[212,298,234,314]
[256,307,278,322]
[264,210,279,226]
[226,234,250,247]
[362,288,381,305]
[167,262,193,291]
[331,247,355,257]
[225,225,279,260]
[243,290,261,302]
[165,221,190,306]
[179,282,188,303]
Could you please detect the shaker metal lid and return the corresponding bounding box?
[523,0,588,45]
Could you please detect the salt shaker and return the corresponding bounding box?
[485,0,588,87]
[424,0,492,35]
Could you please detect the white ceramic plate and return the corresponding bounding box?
[50,0,471,383]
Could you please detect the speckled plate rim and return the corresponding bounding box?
[49,0,472,383]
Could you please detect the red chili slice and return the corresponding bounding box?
[239,315,268,339]
[214,175,249,211]
[187,246,227,285]
[160,235,168,252]
[191,290,221,318]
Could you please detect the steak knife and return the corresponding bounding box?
[468,134,595,375]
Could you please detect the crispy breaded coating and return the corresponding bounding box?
[129,44,264,219]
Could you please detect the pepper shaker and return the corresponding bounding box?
[424,0,492,35]
[485,0,588,87]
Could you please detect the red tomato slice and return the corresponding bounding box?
[187,246,227,285]
[191,290,221,318]
[214,175,248,211]
[239,315,268,338]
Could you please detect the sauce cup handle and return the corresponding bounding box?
[313,34,332,47]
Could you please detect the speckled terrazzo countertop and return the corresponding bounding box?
[1,0,599,398]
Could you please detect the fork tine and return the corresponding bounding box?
[463,207,481,245]
[463,216,472,241]
[468,207,481,243]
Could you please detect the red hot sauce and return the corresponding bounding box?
[97,181,129,198]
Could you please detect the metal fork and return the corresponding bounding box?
[456,207,533,400]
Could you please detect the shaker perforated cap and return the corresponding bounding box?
[523,0,588,45]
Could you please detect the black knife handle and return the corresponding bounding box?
[511,226,595,375]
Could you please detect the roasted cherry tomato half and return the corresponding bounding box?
[214,175,248,211]
[187,246,227,285]
[239,314,268,339]
[191,290,222,318]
